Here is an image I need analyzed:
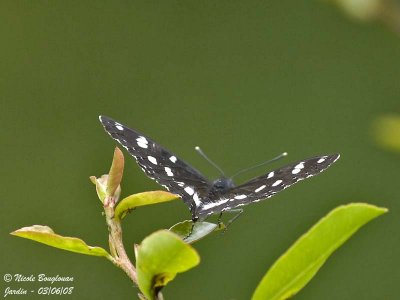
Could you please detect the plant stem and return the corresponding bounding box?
[104,201,137,283]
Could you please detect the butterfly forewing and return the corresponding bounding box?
[99,116,211,212]
[196,154,340,218]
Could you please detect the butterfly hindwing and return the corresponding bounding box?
[99,116,211,212]
[197,154,340,218]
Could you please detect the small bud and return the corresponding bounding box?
[90,175,108,203]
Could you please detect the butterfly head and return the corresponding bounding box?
[211,178,235,194]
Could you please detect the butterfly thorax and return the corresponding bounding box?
[210,178,235,196]
[190,178,235,221]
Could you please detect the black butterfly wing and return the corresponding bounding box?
[99,116,211,213]
[197,154,340,218]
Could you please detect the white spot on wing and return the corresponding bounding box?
[267,171,274,179]
[116,125,124,131]
[317,158,326,163]
[164,167,173,177]
[202,198,229,210]
[137,136,149,149]
[292,162,305,174]
[184,186,194,196]
[137,142,148,148]
[147,156,157,165]
[292,168,301,174]
[255,185,266,193]
[234,194,247,200]
[169,156,177,163]
[272,179,283,187]
[193,193,201,207]
[136,136,148,144]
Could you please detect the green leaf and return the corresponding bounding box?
[136,230,200,300]
[330,0,381,21]
[169,220,219,243]
[11,225,111,258]
[107,147,124,197]
[372,114,400,152]
[114,191,180,220]
[252,203,387,300]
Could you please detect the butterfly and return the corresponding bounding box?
[99,116,340,222]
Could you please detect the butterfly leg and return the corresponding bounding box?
[217,212,224,229]
[183,222,195,242]
[183,217,199,241]
[218,209,243,235]
[225,209,244,228]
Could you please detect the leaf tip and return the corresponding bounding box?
[89,176,97,184]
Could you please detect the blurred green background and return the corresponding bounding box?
[1,1,399,299]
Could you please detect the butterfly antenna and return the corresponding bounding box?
[230,152,288,179]
[195,146,226,177]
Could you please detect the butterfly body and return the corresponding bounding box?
[99,116,340,222]
[210,178,235,195]
[189,177,236,221]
